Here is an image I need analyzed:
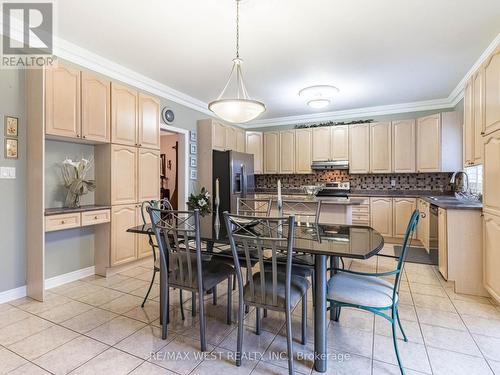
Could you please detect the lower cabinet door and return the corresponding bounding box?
[438,208,448,279]
[111,204,137,266]
[370,198,393,237]
[136,206,153,259]
[484,213,500,302]
[393,198,416,238]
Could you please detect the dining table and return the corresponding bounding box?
[127,216,384,373]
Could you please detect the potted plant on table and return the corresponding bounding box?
[186,187,211,217]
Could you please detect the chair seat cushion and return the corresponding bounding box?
[170,258,234,291]
[263,262,313,278]
[327,271,397,308]
[244,272,310,308]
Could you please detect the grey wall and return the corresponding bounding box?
[0,69,26,292]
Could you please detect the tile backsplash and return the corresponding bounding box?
[255,170,453,192]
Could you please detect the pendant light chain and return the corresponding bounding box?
[236,0,240,59]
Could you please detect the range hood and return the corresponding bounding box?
[311,160,349,170]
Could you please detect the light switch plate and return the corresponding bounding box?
[0,167,15,179]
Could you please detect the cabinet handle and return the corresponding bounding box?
[481,132,485,135]
[82,135,86,139]
[76,134,80,138]
[94,215,98,219]
[420,213,426,218]
[61,220,66,224]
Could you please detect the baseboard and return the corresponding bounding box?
[45,266,96,290]
[0,266,96,304]
[0,285,27,304]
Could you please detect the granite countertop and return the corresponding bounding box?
[45,205,111,216]
[252,193,364,205]
[420,196,483,210]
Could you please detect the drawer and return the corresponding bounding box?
[81,209,111,226]
[352,205,370,212]
[352,214,370,222]
[45,213,81,232]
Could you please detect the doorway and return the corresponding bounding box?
[160,125,189,210]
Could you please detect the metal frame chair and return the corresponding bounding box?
[236,197,272,217]
[224,212,309,375]
[326,209,420,375]
[148,207,234,350]
[281,199,322,226]
[140,199,173,307]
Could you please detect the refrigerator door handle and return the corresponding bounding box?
[241,164,247,198]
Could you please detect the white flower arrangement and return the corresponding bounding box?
[61,157,96,208]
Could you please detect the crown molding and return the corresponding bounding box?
[52,37,213,117]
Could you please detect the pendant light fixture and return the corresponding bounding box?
[208,0,266,124]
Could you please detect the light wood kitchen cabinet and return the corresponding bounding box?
[212,121,227,150]
[81,71,110,143]
[351,197,370,226]
[349,124,370,174]
[484,212,500,303]
[416,114,441,172]
[279,130,295,174]
[370,197,393,237]
[246,131,263,174]
[393,198,416,238]
[392,119,416,173]
[111,145,137,205]
[483,130,500,216]
[225,126,237,151]
[138,149,160,202]
[111,83,138,146]
[312,127,331,161]
[473,70,485,164]
[264,132,280,174]
[45,64,81,138]
[295,129,313,174]
[370,122,392,173]
[416,112,462,173]
[464,80,475,166]
[236,128,246,152]
[484,46,500,136]
[331,125,349,160]
[111,204,138,266]
[438,208,448,279]
[417,199,430,250]
[138,93,160,149]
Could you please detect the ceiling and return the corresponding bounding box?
[55,0,500,122]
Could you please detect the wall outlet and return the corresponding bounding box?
[0,167,16,179]
[391,178,396,187]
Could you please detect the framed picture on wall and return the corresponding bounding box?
[5,116,18,137]
[190,131,197,142]
[190,143,197,155]
[5,138,18,159]
[190,156,197,168]
[190,169,197,180]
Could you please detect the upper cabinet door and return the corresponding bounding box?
[225,126,237,151]
[212,121,226,150]
[331,125,349,161]
[111,83,138,146]
[349,124,370,174]
[312,127,331,161]
[392,119,416,173]
[295,129,312,174]
[279,130,295,174]
[111,145,138,205]
[81,71,110,143]
[484,47,500,136]
[236,129,246,152]
[138,93,160,149]
[45,65,81,138]
[370,122,392,173]
[246,132,263,174]
[483,131,500,216]
[416,114,441,172]
[138,149,160,202]
[263,132,280,174]
[472,69,484,164]
[464,80,474,166]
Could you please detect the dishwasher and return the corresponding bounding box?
[429,204,439,252]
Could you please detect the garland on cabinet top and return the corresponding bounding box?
[294,119,374,129]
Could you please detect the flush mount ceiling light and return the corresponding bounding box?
[208,0,266,124]
[299,85,340,109]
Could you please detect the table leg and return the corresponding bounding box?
[314,254,327,373]
[329,256,340,321]
[160,259,169,325]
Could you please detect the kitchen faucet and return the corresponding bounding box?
[450,171,469,194]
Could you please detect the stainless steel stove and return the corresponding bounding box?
[316,181,351,197]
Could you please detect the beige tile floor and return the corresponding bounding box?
[1,245,500,374]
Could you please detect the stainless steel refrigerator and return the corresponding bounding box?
[212,150,255,214]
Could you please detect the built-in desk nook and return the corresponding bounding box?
[26,61,161,301]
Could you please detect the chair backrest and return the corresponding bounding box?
[141,198,173,225]
[148,207,204,290]
[281,199,322,226]
[224,212,296,309]
[393,209,420,297]
[236,197,272,217]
